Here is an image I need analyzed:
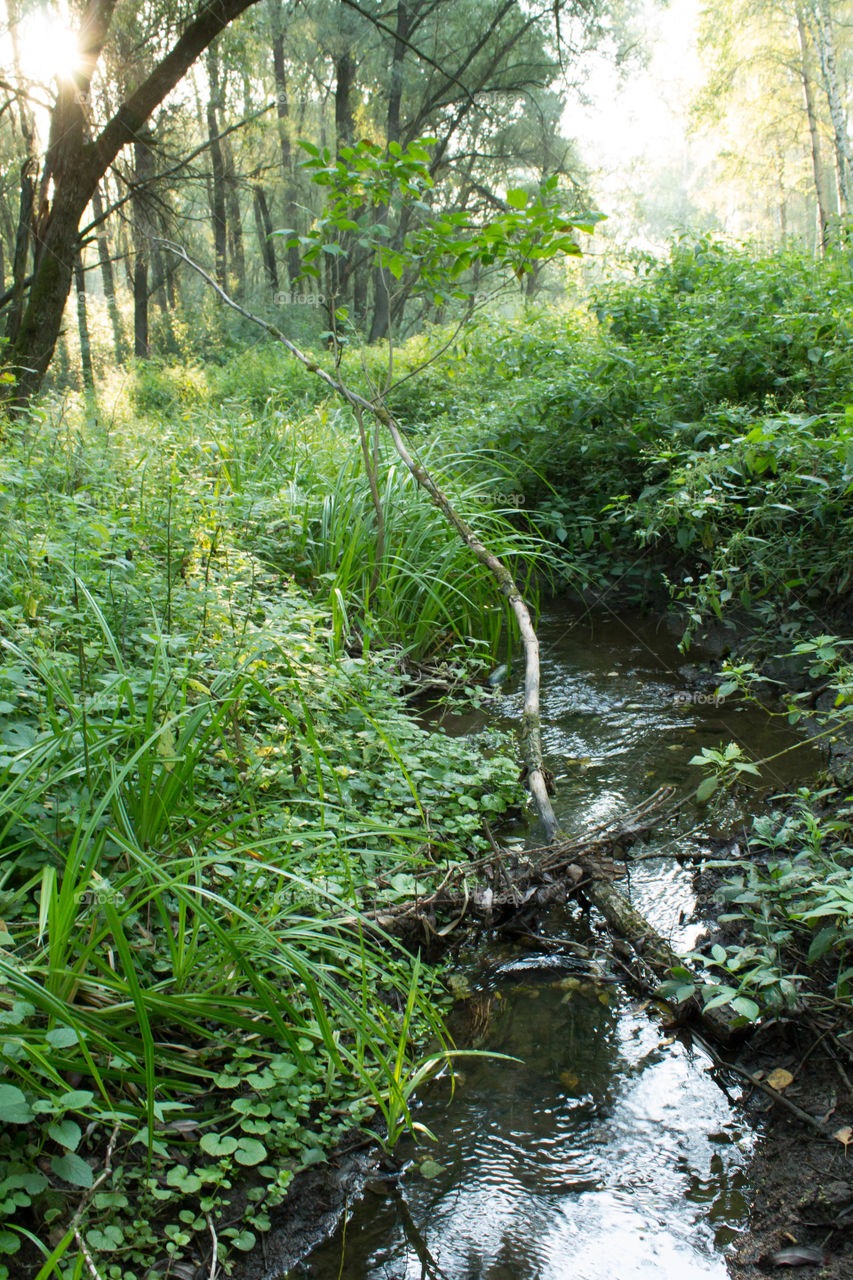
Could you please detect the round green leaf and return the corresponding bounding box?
[0,1085,33,1125]
[199,1133,238,1158]
[0,1229,21,1255]
[234,1138,267,1167]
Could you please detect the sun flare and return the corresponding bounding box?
[17,8,81,84]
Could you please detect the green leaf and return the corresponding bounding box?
[506,188,528,209]
[85,1225,123,1252]
[0,1230,21,1255]
[48,1119,82,1151]
[731,996,761,1021]
[46,1027,79,1048]
[51,1153,93,1188]
[808,926,839,962]
[702,987,737,1011]
[234,1138,267,1166]
[0,1085,33,1125]
[199,1133,239,1158]
[418,1158,445,1179]
[696,775,718,803]
[58,1090,94,1110]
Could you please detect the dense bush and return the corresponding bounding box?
[372,238,853,619]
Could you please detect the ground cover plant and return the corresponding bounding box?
[0,398,525,1278]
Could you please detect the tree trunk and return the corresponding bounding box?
[74,250,95,392]
[253,185,279,292]
[802,0,853,218]
[369,1,409,343]
[222,136,246,299]
[132,138,154,358]
[150,242,169,313]
[55,328,71,386]
[206,44,228,290]
[90,181,127,360]
[269,0,302,288]
[796,2,831,251]
[332,48,356,305]
[335,51,355,151]
[4,158,35,346]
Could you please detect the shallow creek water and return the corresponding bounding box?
[287,608,821,1280]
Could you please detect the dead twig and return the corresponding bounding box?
[74,1230,105,1280]
[694,1031,835,1135]
[207,1212,219,1280]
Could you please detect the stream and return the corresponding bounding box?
[284,606,821,1280]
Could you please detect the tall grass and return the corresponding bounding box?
[248,410,554,661]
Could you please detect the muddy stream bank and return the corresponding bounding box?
[250,606,824,1280]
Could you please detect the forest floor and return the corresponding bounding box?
[724,1027,853,1280]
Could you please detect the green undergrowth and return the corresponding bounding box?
[0,402,523,1278]
[661,780,853,1026]
[291,236,853,621]
[661,634,853,1026]
[123,361,552,661]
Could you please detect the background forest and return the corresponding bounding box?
[1,2,853,1279]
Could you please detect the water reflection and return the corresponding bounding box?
[293,972,748,1280]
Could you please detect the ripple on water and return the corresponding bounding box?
[293,984,750,1280]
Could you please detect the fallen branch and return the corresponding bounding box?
[161,241,559,842]
[692,1031,835,1135]
[583,875,740,1044]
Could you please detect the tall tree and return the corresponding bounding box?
[800,0,853,217]
[1,0,265,405]
[132,134,155,358]
[795,1,831,250]
[206,42,229,290]
[268,0,302,286]
[90,180,127,359]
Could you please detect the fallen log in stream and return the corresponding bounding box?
[350,786,744,1046]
